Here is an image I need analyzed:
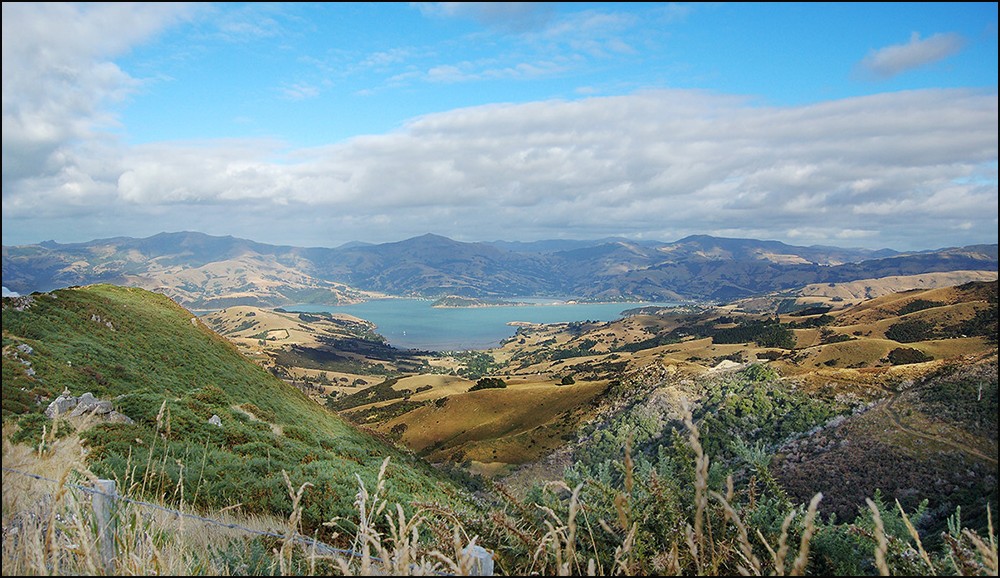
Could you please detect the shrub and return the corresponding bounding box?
[713,319,796,349]
[959,302,998,342]
[897,299,944,316]
[389,422,408,440]
[468,377,506,392]
[9,413,75,446]
[887,347,933,365]
[885,319,936,343]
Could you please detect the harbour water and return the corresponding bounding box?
[287,298,677,351]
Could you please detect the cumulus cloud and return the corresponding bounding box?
[1,2,191,187]
[4,85,997,250]
[860,31,965,79]
[2,4,996,252]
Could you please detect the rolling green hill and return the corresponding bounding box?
[3,282,997,575]
[1,284,477,544]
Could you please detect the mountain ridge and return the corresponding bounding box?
[4,231,996,309]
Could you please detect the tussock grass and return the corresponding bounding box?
[4,409,998,576]
[4,285,996,575]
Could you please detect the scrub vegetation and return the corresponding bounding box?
[3,284,997,575]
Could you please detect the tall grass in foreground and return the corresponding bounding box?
[3,410,997,576]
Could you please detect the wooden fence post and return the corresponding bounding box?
[92,478,117,574]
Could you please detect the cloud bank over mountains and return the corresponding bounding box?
[2,3,996,251]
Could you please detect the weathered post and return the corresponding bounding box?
[92,478,117,574]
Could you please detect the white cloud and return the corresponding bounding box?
[280,82,321,100]
[860,31,965,79]
[1,4,996,252]
[1,2,191,187]
[361,48,419,68]
[385,5,639,89]
[393,58,573,85]
[213,4,287,41]
[4,86,996,250]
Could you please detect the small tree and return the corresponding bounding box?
[560,375,576,385]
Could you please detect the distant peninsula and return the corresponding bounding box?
[431,295,527,308]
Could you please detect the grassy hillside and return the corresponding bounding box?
[1,285,477,544]
[487,280,997,380]
[330,374,611,476]
[3,283,997,575]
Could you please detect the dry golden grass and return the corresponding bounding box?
[203,306,368,348]
[202,305,408,391]
[391,374,476,400]
[832,284,986,329]
[126,256,382,311]
[797,271,997,303]
[2,421,288,576]
[386,379,609,467]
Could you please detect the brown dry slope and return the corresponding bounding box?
[391,379,609,472]
[329,373,611,478]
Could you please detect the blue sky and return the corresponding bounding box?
[2,2,997,251]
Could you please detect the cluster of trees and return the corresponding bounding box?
[468,376,506,392]
[616,317,797,353]
[887,347,933,365]
[711,318,797,349]
[886,300,997,344]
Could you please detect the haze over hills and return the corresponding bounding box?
[3,231,997,309]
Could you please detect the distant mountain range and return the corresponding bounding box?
[3,231,997,309]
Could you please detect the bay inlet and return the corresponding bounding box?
[286,298,679,351]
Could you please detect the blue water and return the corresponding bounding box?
[286,298,676,351]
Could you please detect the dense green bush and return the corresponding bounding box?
[885,319,937,343]
[712,319,797,349]
[9,413,75,446]
[960,302,998,342]
[897,299,944,315]
[887,347,933,365]
[450,350,503,379]
[468,376,506,392]
[695,365,846,461]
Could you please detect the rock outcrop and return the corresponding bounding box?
[45,390,134,424]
